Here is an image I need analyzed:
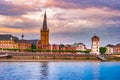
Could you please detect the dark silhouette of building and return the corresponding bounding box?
[36,11,49,50]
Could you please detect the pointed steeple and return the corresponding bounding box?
[21,32,24,40]
[42,10,48,31]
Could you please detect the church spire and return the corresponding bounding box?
[21,32,24,40]
[42,10,48,31]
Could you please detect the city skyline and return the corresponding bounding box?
[0,0,120,48]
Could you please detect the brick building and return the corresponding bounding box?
[18,33,31,51]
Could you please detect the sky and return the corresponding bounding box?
[0,0,120,48]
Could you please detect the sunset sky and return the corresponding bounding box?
[0,0,120,48]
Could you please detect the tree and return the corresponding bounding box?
[60,44,64,48]
[99,47,107,54]
[31,44,36,49]
[84,50,91,54]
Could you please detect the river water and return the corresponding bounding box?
[0,62,120,80]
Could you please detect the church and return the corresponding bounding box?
[36,11,49,50]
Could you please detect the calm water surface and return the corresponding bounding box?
[0,62,120,80]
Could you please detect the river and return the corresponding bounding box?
[0,62,120,80]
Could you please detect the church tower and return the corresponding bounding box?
[36,11,49,49]
[41,10,49,46]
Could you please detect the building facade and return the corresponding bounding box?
[0,34,31,51]
[52,44,60,50]
[61,45,76,51]
[18,33,31,51]
[114,44,120,54]
[91,35,100,55]
[36,11,49,50]
[0,35,19,49]
[76,43,87,51]
[105,44,114,54]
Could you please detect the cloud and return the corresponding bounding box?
[0,0,119,47]
[0,10,47,31]
[44,0,120,10]
[0,0,42,16]
[47,7,120,34]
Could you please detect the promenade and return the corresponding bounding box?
[0,51,119,61]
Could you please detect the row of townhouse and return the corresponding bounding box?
[105,44,120,54]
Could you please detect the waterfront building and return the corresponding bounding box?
[18,33,31,51]
[91,35,100,55]
[52,44,60,50]
[36,11,49,50]
[0,34,19,49]
[105,44,114,54]
[114,44,120,54]
[75,43,87,54]
[61,45,76,51]
[76,43,87,51]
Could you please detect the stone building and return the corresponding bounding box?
[0,34,19,49]
[0,34,31,51]
[91,35,100,55]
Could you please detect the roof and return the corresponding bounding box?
[78,43,85,46]
[18,39,31,44]
[92,35,99,39]
[106,44,114,47]
[116,44,120,47]
[28,39,38,45]
[73,43,86,47]
[92,35,99,41]
[0,34,19,42]
[0,35,13,40]
[13,36,19,42]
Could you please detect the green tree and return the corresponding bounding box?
[99,47,107,54]
[59,44,64,48]
[84,50,91,54]
[31,44,36,49]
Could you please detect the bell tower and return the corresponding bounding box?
[36,10,49,49]
[41,10,49,46]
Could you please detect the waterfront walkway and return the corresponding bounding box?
[0,51,119,61]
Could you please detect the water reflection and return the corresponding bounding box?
[40,62,49,80]
[92,62,100,80]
